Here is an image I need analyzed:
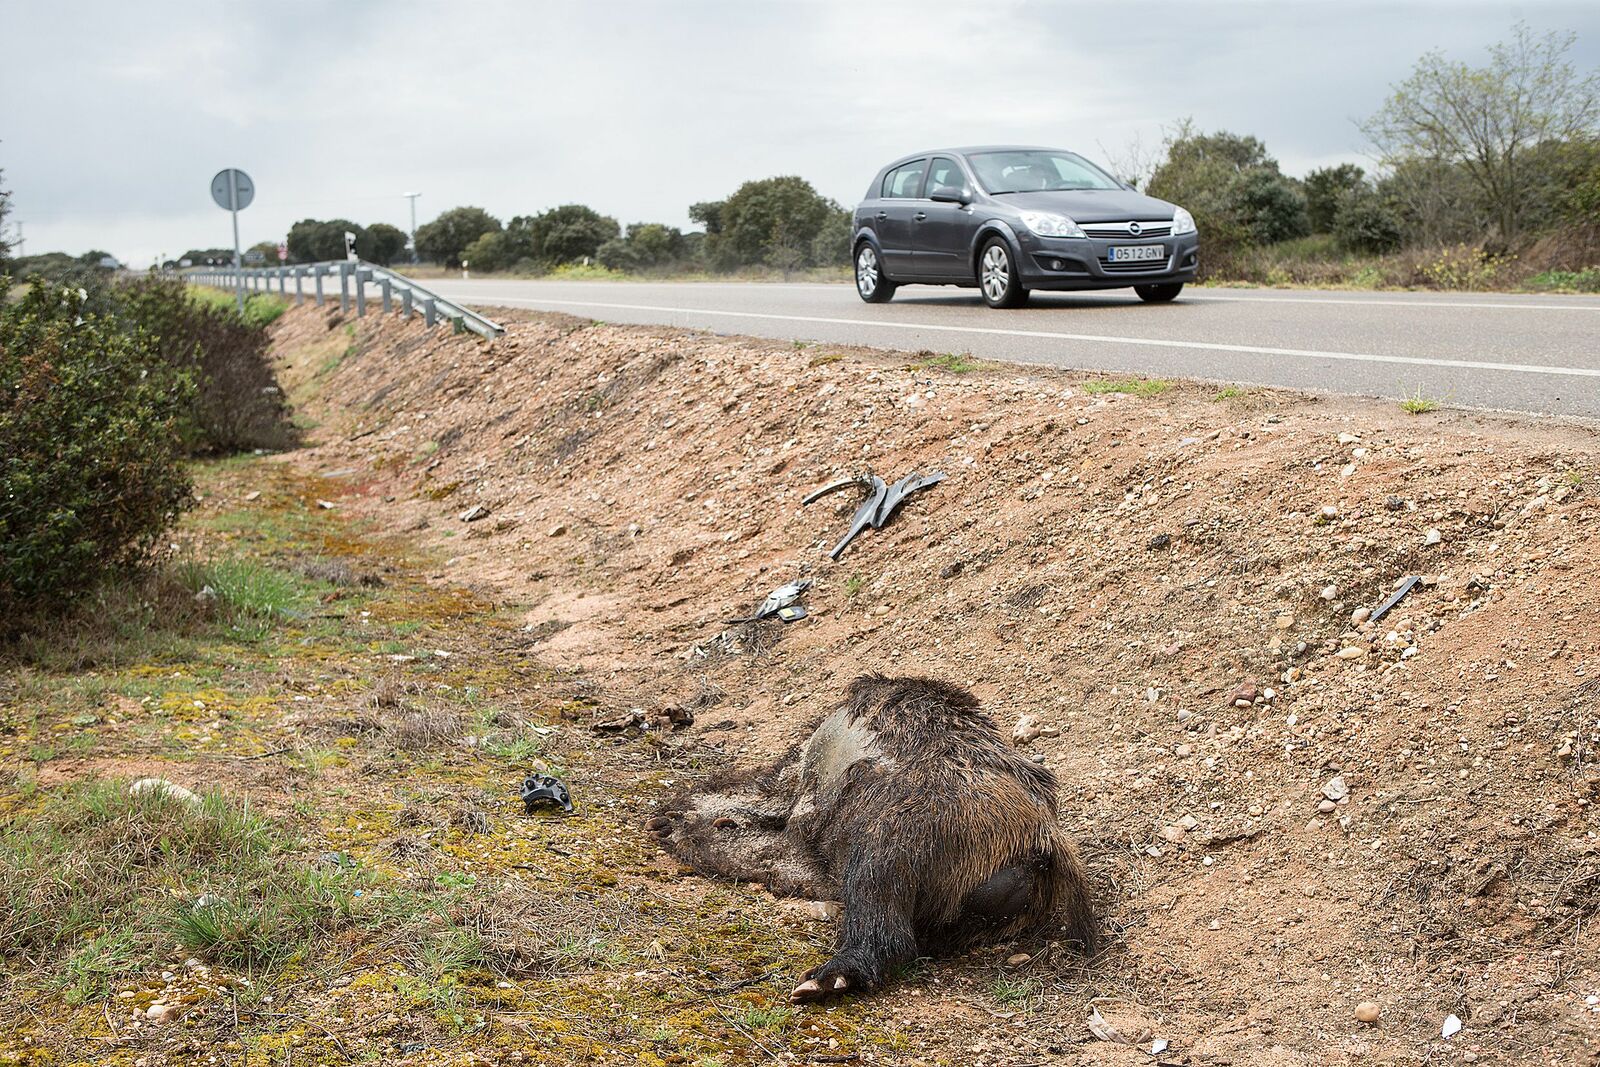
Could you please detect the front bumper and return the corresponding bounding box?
[1015,231,1199,289]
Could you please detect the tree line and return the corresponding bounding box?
[1136,23,1598,273]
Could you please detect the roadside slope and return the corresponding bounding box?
[277,302,1600,1065]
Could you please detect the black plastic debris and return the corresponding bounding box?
[521,773,573,814]
[804,470,947,559]
[727,579,812,624]
[775,605,808,623]
[1369,575,1420,623]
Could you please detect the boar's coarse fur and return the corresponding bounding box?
[647,674,1095,1001]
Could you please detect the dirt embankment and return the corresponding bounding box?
[275,302,1600,1065]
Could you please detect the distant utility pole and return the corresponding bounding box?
[404,191,421,263]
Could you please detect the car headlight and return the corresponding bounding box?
[1171,207,1196,236]
[1018,211,1086,239]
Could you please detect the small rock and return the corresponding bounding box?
[1226,683,1259,708]
[194,585,218,606]
[316,499,336,510]
[1320,584,1338,600]
[1012,715,1042,746]
[1319,505,1339,521]
[1006,952,1032,967]
[1322,776,1350,802]
[459,504,490,523]
[1424,528,1442,546]
[1351,607,1371,624]
[1175,743,1192,757]
[1335,646,1366,659]
[128,778,201,809]
[547,523,567,537]
[1353,1001,1381,1024]
[243,490,261,502]
[145,1003,178,1024]
[1317,799,1338,814]
[1146,533,1171,551]
[1337,432,1361,445]
[1275,614,1296,630]
[1160,824,1187,843]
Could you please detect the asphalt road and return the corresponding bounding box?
[418,277,1600,420]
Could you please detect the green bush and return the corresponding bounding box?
[415,207,502,267]
[1304,164,1366,233]
[188,285,288,328]
[691,176,845,271]
[0,278,195,616]
[116,277,295,454]
[1333,188,1404,253]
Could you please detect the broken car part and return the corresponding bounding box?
[805,470,947,559]
[520,773,573,814]
[1369,575,1420,623]
[727,579,812,624]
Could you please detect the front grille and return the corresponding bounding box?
[1083,220,1173,239]
[1099,254,1172,273]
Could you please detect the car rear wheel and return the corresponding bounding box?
[1134,282,1184,303]
[856,244,895,303]
[979,239,1028,308]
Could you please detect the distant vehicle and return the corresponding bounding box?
[852,146,1199,308]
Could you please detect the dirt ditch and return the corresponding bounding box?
[20,299,1600,1066]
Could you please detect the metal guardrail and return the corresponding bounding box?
[184,261,504,339]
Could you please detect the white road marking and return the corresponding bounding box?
[1185,292,1600,312]
[461,296,1600,379]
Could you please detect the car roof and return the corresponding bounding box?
[876,146,1075,172]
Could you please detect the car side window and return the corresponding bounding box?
[882,159,928,199]
[926,157,963,194]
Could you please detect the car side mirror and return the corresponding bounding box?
[929,184,971,205]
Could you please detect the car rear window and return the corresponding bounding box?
[882,159,928,199]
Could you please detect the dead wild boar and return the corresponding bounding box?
[647,673,1095,1001]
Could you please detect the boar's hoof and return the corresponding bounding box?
[790,959,865,1002]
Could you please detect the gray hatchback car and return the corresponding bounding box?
[853,146,1199,308]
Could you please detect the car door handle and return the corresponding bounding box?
[875,211,888,221]
[914,211,927,221]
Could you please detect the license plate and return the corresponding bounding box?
[1107,245,1166,263]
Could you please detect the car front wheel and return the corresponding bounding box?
[856,244,895,303]
[979,239,1028,308]
[1134,282,1184,303]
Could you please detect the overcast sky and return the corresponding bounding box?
[4,0,1597,267]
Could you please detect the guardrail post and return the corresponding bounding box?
[401,288,412,319]
[423,297,436,327]
[380,277,391,314]
[313,266,325,307]
[338,264,350,313]
[294,268,304,305]
[355,267,370,318]
[278,268,287,296]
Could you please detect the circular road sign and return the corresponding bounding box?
[210,168,255,211]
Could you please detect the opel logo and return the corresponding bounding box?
[1128,221,1142,236]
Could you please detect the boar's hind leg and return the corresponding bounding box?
[791,848,918,1002]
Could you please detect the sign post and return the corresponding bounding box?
[209,168,255,313]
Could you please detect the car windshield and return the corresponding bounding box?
[968,151,1121,194]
